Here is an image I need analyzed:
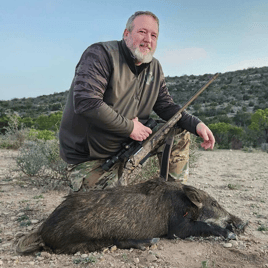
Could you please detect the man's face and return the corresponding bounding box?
[124,15,158,65]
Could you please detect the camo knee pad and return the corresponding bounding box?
[169,130,190,184]
[67,160,123,192]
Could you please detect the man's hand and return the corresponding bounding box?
[130,117,152,141]
[196,122,215,150]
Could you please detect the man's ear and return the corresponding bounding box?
[123,29,129,38]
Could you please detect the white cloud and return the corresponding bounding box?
[158,47,208,66]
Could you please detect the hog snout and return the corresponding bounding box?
[231,220,248,233]
[227,230,236,240]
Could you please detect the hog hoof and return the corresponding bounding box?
[136,238,160,250]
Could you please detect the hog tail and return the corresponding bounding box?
[16,230,44,254]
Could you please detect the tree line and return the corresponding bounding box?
[0,66,267,150]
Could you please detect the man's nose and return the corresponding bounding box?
[144,33,151,43]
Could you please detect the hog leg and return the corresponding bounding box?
[168,217,235,239]
[114,238,160,250]
[51,239,115,254]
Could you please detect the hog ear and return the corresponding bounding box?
[183,186,203,208]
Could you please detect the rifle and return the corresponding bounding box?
[101,118,158,171]
[102,73,219,183]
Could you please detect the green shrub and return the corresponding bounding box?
[34,111,62,131]
[28,129,55,141]
[208,122,244,149]
[249,108,268,144]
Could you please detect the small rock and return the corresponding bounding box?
[29,261,35,265]
[133,258,140,264]
[223,243,233,248]
[1,242,12,249]
[0,260,3,266]
[150,244,158,250]
[231,241,239,247]
[41,252,51,258]
[110,245,117,252]
[15,232,25,239]
[147,254,157,262]
[5,232,13,240]
[31,220,39,224]
[81,254,88,258]
[102,248,109,254]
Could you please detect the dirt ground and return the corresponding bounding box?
[0,148,268,268]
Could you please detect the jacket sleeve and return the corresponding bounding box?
[72,43,134,137]
[153,69,201,136]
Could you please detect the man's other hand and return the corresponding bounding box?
[130,117,152,141]
[196,122,215,150]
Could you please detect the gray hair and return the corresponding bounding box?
[125,11,159,33]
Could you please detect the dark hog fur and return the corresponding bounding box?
[16,177,246,254]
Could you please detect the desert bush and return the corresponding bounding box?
[0,111,28,149]
[16,142,48,176]
[16,139,69,187]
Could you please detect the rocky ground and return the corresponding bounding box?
[0,148,268,268]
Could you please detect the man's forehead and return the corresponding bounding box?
[133,15,158,32]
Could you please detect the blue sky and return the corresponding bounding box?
[1,0,268,100]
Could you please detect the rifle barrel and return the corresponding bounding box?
[178,73,219,115]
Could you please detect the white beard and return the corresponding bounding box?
[133,47,154,64]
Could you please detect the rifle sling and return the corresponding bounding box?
[160,128,175,181]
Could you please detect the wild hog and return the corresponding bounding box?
[16,177,246,254]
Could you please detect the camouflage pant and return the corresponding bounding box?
[67,130,190,192]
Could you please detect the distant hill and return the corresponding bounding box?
[0,66,267,127]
